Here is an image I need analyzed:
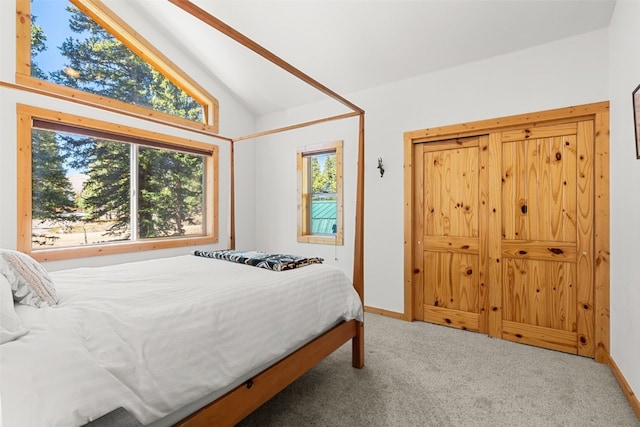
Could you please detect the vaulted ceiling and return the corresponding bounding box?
[114,0,616,116]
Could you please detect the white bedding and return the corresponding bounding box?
[0,255,363,427]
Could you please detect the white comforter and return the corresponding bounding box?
[0,255,363,427]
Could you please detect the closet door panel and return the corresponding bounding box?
[415,137,487,332]
[498,122,593,355]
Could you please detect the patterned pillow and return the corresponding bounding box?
[0,249,58,308]
[0,273,29,344]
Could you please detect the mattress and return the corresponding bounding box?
[0,255,363,427]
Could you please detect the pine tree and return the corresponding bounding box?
[30,15,47,80]
[78,139,131,239]
[31,130,77,246]
[323,154,337,194]
[138,148,203,237]
[46,4,206,240]
[311,156,323,194]
[32,130,76,219]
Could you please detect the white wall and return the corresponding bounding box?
[253,102,360,277]
[256,18,640,401]
[256,29,610,311]
[0,0,257,270]
[608,0,640,404]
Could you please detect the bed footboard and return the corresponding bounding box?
[175,319,363,427]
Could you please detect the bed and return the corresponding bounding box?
[0,250,364,427]
[2,2,367,426]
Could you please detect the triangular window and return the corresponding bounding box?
[18,0,218,131]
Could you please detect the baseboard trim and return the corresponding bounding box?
[607,354,640,420]
[364,306,407,321]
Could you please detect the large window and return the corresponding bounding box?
[16,0,219,132]
[297,141,343,245]
[18,105,218,261]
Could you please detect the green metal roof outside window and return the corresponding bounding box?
[311,199,337,235]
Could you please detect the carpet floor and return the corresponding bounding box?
[238,313,639,427]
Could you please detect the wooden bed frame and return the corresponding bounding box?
[163,2,366,426]
[176,320,364,426]
[0,1,365,424]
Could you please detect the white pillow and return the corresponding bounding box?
[0,273,29,344]
[0,249,58,308]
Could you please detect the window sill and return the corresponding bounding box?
[297,235,343,245]
[28,235,218,262]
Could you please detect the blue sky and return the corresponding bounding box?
[31,1,73,74]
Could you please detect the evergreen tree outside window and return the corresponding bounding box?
[137,147,204,239]
[30,127,205,249]
[17,105,218,261]
[297,141,344,245]
[16,0,219,131]
[31,0,202,121]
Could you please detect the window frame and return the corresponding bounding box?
[17,104,219,262]
[16,0,219,133]
[296,140,343,245]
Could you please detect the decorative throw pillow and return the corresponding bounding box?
[0,249,58,308]
[0,273,29,344]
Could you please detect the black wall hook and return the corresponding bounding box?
[377,157,385,177]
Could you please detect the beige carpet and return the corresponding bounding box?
[238,313,639,427]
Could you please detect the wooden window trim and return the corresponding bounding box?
[31,120,213,156]
[296,141,343,245]
[17,104,219,262]
[16,0,219,134]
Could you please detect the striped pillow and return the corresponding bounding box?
[0,249,58,308]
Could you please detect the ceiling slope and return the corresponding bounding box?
[117,0,616,116]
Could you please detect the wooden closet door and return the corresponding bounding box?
[413,136,489,333]
[492,121,594,356]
